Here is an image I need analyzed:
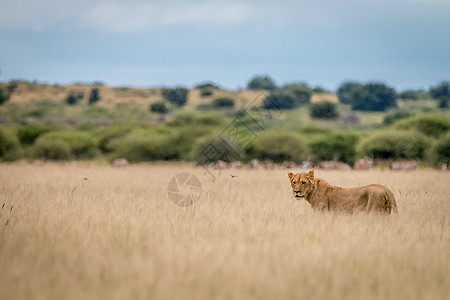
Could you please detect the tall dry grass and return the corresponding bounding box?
[0,163,448,300]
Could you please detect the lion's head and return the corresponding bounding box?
[288,170,315,200]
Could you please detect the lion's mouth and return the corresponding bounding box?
[294,195,305,199]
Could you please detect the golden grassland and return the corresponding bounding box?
[0,163,448,300]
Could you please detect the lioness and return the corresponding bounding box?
[288,170,398,214]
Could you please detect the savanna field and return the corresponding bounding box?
[0,163,448,300]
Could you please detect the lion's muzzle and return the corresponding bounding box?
[293,191,305,199]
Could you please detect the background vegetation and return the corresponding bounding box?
[0,78,448,166]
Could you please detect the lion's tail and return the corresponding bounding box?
[385,190,398,215]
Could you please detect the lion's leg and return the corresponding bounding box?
[386,190,398,214]
[367,191,388,214]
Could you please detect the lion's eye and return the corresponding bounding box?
[292,181,296,184]
[302,181,306,185]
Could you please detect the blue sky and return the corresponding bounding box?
[0,0,449,90]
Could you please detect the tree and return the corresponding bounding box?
[262,83,312,110]
[195,82,220,89]
[310,102,339,119]
[212,97,234,108]
[313,86,329,94]
[196,82,219,97]
[6,81,19,94]
[337,81,362,104]
[397,89,428,100]
[256,130,307,162]
[359,131,430,160]
[394,114,449,138]
[262,89,296,110]
[430,81,450,100]
[0,87,10,105]
[161,87,188,107]
[351,82,397,111]
[309,132,359,163]
[65,91,83,105]
[88,87,101,105]
[282,83,312,105]
[150,101,169,114]
[431,133,450,165]
[247,75,277,90]
[430,82,450,109]
[438,98,449,109]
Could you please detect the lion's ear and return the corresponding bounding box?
[306,170,314,179]
[288,172,294,180]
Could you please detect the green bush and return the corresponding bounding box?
[429,81,449,100]
[337,81,362,105]
[88,87,101,105]
[33,138,71,160]
[109,127,179,162]
[394,114,449,138]
[430,133,450,165]
[195,82,220,89]
[200,87,214,97]
[247,75,277,90]
[6,81,19,94]
[337,81,397,111]
[309,132,359,163]
[263,90,296,109]
[438,98,449,109]
[282,83,313,105]
[167,112,224,128]
[313,86,329,94]
[65,93,78,105]
[192,135,239,164]
[352,82,397,111]
[65,91,84,105]
[94,124,140,153]
[383,109,413,125]
[299,126,333,136]
[212,97,234,108]
[398,89,428,100]
[358,131,430,160]
[26,101,62,119]
[173,127,216,161]
[0,128,22,161]
[167,112,195,126]
[0,87,10,105]
[150,101,169,114]
[34,131,99,160]
[161,87,188,107]
[80,106,112,121]
[196,82,219,97]
[263,84,312,110]
[310,102,338,119]
[17,124,58,145]
[255,130,307,162]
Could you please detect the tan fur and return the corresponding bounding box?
[288,170,398,214]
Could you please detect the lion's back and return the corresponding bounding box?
[363,184,397,213]
[332,184,396,213]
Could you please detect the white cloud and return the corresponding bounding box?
[0,0,84,32]
[77,2,156,33]
[0,0,449,33]
[76,1,255,33]
[0,0,256,33]
[161,2,253,27]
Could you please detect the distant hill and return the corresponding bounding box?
[0,80,337,109]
